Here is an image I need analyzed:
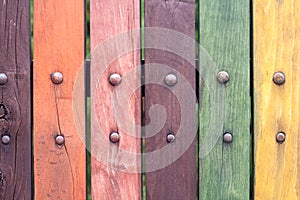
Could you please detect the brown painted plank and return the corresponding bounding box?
[144,1,197,199]
[34,0,86,199]
[0,0,31,199]
[90,0,141,199]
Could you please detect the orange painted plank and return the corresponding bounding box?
[34,0,86,199]
[90,0,141,199]
[254,0,300,199]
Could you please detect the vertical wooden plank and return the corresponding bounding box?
[199,0,250,199]
[0,0,31,199]
[144,1,196,199]
[34,0,86,199]
[90,0,141,199]
[254,0,300,199]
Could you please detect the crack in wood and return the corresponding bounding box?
[53,86,75,200]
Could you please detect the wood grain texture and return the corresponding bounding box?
[254,0,300,199]
[144,0,196,199]
[0,0,31,199]
[90,0,141,199]
[34,0,86,199]
[199,0,250,199]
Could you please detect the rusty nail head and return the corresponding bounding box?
[109,73,122,86]
[51,72,63,84]
[166,133,175,143]
[1,135,10,145]
[276,132,286,143]
[55,135,65,145]
[164,74,177,86]
[217,71,229,84]
[0,73,8,85]
[273,71,285,85]
[110,132,120,143]
[223,132,233,143]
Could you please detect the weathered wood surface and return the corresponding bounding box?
[144,0,197,199]
[34,0,86,199]
[90,0,141,199]
[254,0,300,199]
[0,0,31,199]
[199,0,250,199]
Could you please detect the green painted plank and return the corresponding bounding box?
[199,0,250,199]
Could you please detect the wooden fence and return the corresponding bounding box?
[0,0,299,199]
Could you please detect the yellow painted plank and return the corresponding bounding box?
[254,0,300,199]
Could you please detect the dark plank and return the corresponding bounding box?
[34,0,86,199]
[90,0,141,199]
[144,0,197,199]
[0,0,31,199]
[199,0,250,199]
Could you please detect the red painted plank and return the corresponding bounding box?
[90,0,141,199]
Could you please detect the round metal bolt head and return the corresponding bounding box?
[217,71,229,84]
[109,73,122,86]
[164,74,177,86]
[110,132,120,143]
[1,135,10,145]
[223,132,233,143]
[166,133,175,143]
[273,71,285,85]
[55,135,65,145]
[51,72,63,84]
[0,73,8,85]
[276,132,286,143]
